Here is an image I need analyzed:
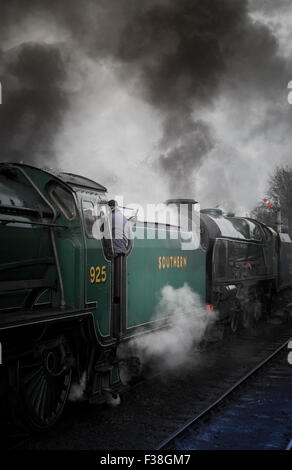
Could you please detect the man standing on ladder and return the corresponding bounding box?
[108,200,129,256]
[108,199,130,339]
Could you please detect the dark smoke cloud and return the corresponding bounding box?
[0,42,68,163]
[158,117,214,195]
[0,0,290,198]
[111,0,245,195]
[105,0,287,195]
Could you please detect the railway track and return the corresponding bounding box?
[3,308,292,450]
[157,336,292,450]
[286,438,292,450]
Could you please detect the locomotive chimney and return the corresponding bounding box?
[164,198,198,231]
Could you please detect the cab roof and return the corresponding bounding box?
[53,171,107,192]
[4,162,107,192]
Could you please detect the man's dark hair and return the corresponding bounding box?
[108,199,118,209]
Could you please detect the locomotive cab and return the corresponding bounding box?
[0,163,114,430]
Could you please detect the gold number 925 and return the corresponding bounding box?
[90,265,107,284]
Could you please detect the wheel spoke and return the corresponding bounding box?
[35,376,46,418]
[40,378,50,422]
[25,370,44,403]
[30,373,45,411]
[23,365,43,386]
[18,338,72,430]
[50,380,58,413]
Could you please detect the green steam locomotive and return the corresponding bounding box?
[0,162,291,431]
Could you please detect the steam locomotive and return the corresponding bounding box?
[0,162,291,431]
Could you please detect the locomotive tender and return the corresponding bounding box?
[0,162,291,430]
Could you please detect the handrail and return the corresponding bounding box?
[0,218,67,229]
[124,237,134,257]
[0,204,53,218]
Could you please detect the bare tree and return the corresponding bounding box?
[267,166,292,231]
[251,202,277,230]
[251,165,292,234]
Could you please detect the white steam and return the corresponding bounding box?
[68,371,87,402]
[118,283,216,375]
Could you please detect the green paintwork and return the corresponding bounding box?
[0,163,206,349]
[0,165,59,309]
[126,226,205,331]
[77,191,112,338]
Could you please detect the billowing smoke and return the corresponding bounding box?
[158,118,214,196]
[0,42,68,164]
[0,1,291,208]
[118,284,215,378]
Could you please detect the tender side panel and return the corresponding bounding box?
[125,225,206,333]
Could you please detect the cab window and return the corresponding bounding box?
[49,183,76,221]
[83,200,95,237]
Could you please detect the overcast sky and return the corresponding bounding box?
[0,0,291,213]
